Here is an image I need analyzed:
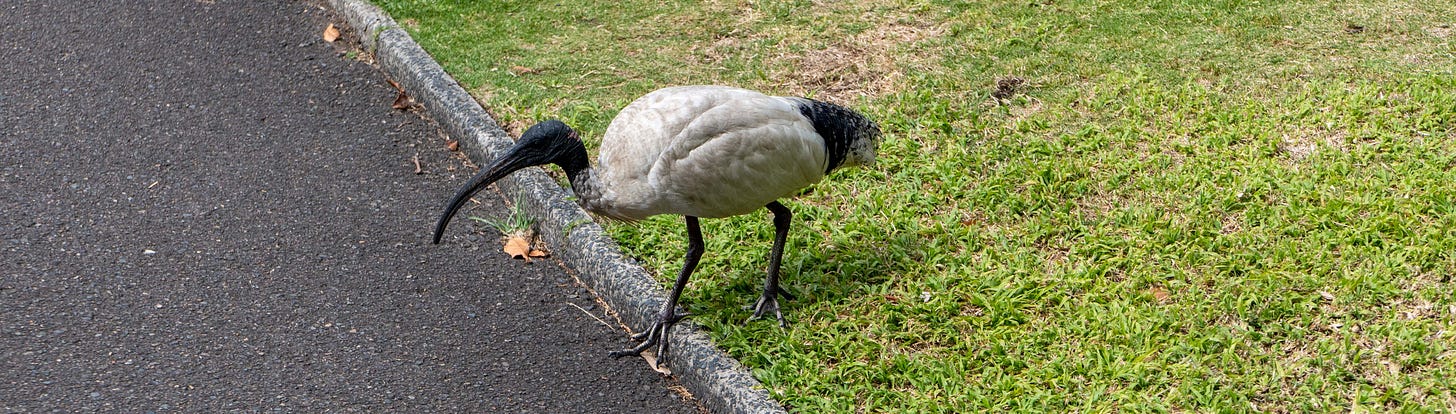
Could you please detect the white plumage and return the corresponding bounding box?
[584,86,856,220]
[434,85,880,364]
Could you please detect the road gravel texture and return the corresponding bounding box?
[0,0,700,412]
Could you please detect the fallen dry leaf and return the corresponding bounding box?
[445,139,459,152]
[391,91,411,110]
[992,76,1026,101]
[504,236,531,261]
[502,235,550,262]
[509,66,538,76]
[323,24,340,43]
[1150,286,1170,303]
[641,352,672,375]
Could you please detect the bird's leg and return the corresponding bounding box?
[610,216,703,365]
[748,201,794,328]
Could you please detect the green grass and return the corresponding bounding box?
[468,191,536,238]
[374,0,1456,411]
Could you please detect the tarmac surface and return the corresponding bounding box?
[0,0,700,412]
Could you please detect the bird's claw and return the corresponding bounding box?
[742,288,795,309]
[627,330,651,342]
[611,310,689,364]
[747,292,790,328]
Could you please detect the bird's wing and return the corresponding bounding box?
[647,95,828,218]
[591,88,708,219]
[599,86,766,176]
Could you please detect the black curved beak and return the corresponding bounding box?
[432,119,581,244]
[431,148,539,244]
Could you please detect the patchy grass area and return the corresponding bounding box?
[375,0,1456,411]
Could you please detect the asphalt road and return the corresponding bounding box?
[0,0,699,412]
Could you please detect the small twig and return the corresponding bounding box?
[567,302,613,330]
[412,153,422,174]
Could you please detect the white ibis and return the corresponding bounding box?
[433,85,880,363]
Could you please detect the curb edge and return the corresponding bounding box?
[323,2,788,413]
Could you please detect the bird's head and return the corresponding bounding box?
[432,120,588,244]
[509,120,589,172]
[846,119,881,169]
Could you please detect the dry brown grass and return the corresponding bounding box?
[775,17,941,102]
[1428,24,1453,39]
[1279,128,1349,162]
[696,1,945,103]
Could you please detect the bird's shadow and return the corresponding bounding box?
[676,206,919,332]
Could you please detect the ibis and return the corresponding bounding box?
[433,85,880,363]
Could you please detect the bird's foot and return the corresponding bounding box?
[746,290,793,328]
[610,310,689,364]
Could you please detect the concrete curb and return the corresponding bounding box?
[323,1,787,413]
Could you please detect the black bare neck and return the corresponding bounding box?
[795,98,871,174]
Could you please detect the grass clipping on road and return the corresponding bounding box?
[378,0,1456,411]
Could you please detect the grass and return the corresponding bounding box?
[468,191,536,239]
[373,0,1456,411]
